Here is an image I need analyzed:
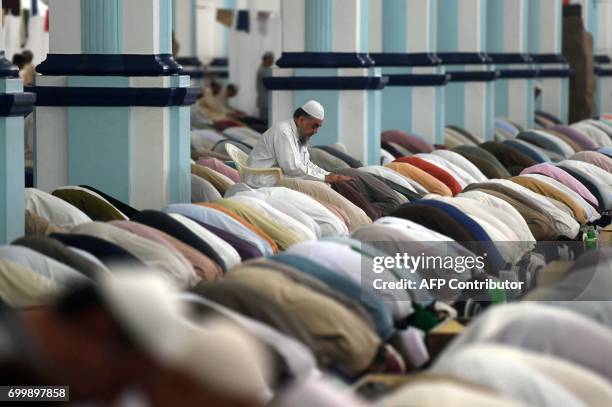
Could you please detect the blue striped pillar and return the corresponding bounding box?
[34,0,195,210]
[0,77,34,244]
[0,22,35,242]
[367,0,446,145]
[528,0,570,123]
[305,0,333,52]
[81,0,123,54]
[486,0,535,129]
[270,0,384,165]
[222,0,236,57]
[437,0,496,141]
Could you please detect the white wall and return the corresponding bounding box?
[196,6,229,64]
[596,0,612,55]
[228,12,282,115]
[2,1,50,64]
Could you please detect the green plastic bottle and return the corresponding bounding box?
[584,226,598,251]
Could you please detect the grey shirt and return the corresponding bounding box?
[256,65,272,111]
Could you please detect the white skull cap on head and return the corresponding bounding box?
[301,100,324,120]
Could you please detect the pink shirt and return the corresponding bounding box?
[570,151,612,174]
[110,221,222,282]
[548,125,598,151]
[197,157,241,183]
[382,130,434,154]
[520,163,599,208]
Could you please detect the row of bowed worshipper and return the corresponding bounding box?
[1,109,612,405]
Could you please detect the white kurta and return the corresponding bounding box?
[246,119,329,188]
[285,240,414,321]
[226,185,348,237]
[25,188,92,229]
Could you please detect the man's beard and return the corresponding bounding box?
[298,130,310,146]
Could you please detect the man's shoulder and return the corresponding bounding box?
[263,120,292,137]
[277,120,293,133]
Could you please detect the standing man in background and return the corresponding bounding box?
[20,50,35,86]
[256,52,275,122]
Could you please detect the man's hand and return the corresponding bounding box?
[325,174,354,183]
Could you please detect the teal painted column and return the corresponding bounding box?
[0,0,34,242]
[0,100,25,243]
[297,0,337,147]
[160,0,172,54]
[486,0,535,129]
[486,0,505,53]
[368,76,382,162]
[380,0,410,137]
[0,64,32,243]
[528,0,542,55]
[64,50,130,200]
[437,0,496,141]
[383,0,407,52]
[437,0,459,53]
[290,0,339,151]
[81,0,123,54]
[66,78,131,200]
[170,75,192,203]
[360,0,369,53]
[370,0,446,144]
[34,0,192,209]
[220,0,236,59]
[528,0,569,123]
[380,69,411,133]
[305,0,333,52]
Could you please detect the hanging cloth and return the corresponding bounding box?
[236,10,250,33]
[3,0,20,17]
[21,9,30,48]
[257,11,271,35]
[31,0,38,16]
[216,9,234,28]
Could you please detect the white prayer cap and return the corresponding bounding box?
[301,100,325,120]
